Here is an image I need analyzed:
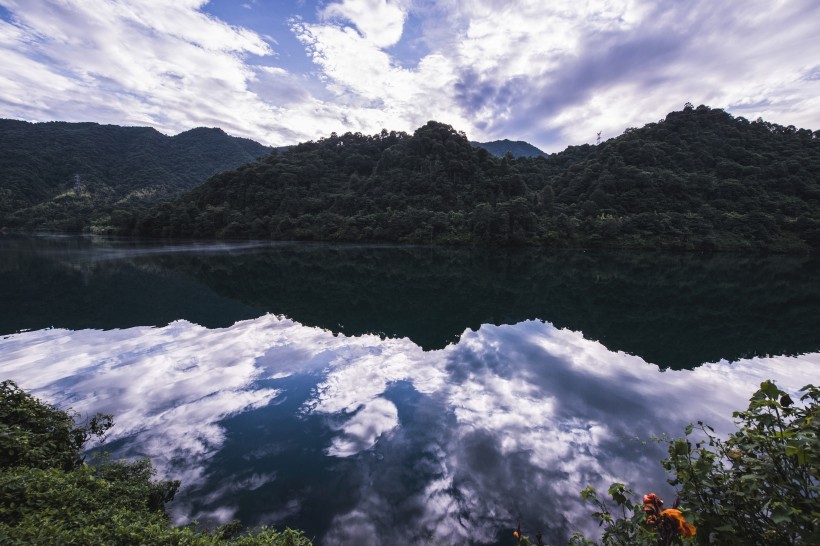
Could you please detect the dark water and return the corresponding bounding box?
[2,235,820,545]
[2,234,819,368]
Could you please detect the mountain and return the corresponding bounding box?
[471,139,547,158]
[122,105,820,252]
[0,120,270,231]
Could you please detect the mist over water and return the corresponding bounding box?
[1,235,819,544]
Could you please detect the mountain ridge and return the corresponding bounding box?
[0,119,271,231]
[471,138,547,158]
[117,104,820,252]
[0,104,820,252]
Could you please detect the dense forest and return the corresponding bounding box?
[3,105,820,251]
[0,120,270,232]
[118,105,820,252]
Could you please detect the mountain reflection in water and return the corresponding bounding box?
[1,235,819,369]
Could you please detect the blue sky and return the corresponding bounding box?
[1,0,819,151]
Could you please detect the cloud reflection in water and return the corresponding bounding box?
[1,315,816,544]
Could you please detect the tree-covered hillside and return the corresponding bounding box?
[0,120,270,232]
[121,105,820,252]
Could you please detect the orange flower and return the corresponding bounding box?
[642,493,663,512]
[643,492,663,520]
[661,509,697,538]
[513,530,520,539]
[643,493,661,505]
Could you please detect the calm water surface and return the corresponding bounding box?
[3,234,819,368]
[1,235,818,544]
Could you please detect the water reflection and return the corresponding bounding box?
[2,235,819,368]
[1,316,817,545]
[0,235,261,333]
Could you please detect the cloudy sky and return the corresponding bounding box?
[1,0,819,151]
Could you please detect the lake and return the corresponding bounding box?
[1,234,818,544]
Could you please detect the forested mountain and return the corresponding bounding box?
[471,138,547,157]
[0,120,270,231]
[120,105,820,252]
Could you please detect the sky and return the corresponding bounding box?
[1,0,819,152]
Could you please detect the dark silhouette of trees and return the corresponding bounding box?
[5,106,820,252]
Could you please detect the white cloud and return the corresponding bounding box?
[325,397,399,457]
[0,0,342,145]
[293,19,470,135]
[1,0,819,149]
[321,0,408,48]
[2,315,818,541]
[296,0,820,148]
[455,0,820,148]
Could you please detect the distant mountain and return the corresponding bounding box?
[471,139,547,158]
[122,106,820,252]
[0,120,270,231]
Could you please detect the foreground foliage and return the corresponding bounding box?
[0,380,312,545]
[514,381,818,545]
[662,381,819,545]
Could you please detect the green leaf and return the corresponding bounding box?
[784,442,807,464]
[759,380,781,400]
[580,486,596,501]
[770,504,792,524]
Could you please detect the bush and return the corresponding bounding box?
[0,379,112,472]
[0,380,312,545]
[513,381,818,545]
[663,381,819,545]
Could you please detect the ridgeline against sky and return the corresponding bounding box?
[1,1,819,152]
[112,106,820,252]
[2,105,819,252]
[0,119,270,231]
[0,104,820,251]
